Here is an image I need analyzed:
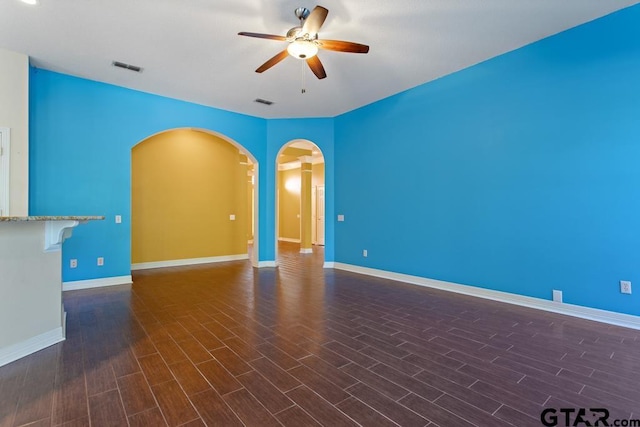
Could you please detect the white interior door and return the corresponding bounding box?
[0,128,9,216]
[311,186,317,244]
[316,186,325,246]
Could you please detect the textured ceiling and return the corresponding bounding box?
[1,0,638,119]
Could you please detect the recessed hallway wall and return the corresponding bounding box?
[132,129,250,264]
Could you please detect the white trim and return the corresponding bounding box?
[131,254,249,271]
[0,327,64,368]
[63,275,133,291]
[278,237,301,243]
[257,260,277,268]
[332,263,640,331]
[323,261,335,268]
[44,219,80,252]
[300,248,313,254]
[0,128,10,216]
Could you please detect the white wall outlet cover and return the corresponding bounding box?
[620,281,632,294]
[97,257,104,266]
[337,214,345,222]
[70,259,77,268]
[363,249,368,257]
[552,290,563,303]
[115,215,122,223]
[229,214,236,220]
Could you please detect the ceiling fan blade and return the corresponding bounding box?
[302,6,328,35]
[318,39,369,53]
[256,50,289,73]
[306,56,327,79]
[238,32,287,42]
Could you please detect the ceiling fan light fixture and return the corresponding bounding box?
[287,40,318,59]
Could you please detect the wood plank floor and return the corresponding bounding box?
[1,242,639,426]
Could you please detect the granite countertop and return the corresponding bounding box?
[0,216,105,222]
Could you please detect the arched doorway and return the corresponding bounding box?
[131,128,259,269]
[275,139,325,261]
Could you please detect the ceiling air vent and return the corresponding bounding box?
[254,98,274,106]
[112,61,143,73]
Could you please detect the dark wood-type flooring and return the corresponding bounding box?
[2,242,639,426]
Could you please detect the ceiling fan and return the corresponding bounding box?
[238,5,369,80]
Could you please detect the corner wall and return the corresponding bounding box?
[29,69,267,281]
[335,5,640,316]
[0,48,29,215]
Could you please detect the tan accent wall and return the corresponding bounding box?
[131,129,248,263]
[278,162,325,243]
[312,162,325,188]
[278,167,301,241]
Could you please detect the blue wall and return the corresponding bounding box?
[30,70,267,280]
[335,5,640,315]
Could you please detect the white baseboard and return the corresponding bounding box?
[63,275,133,292]
[257,260,277,268]
[332,263,640,331]
[278,237,301,243]
[131,254,249,271]
[0,327,65,368]
[323,262,335,268]
[300,248,313,254]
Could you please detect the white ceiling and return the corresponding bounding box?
[1,0,638,119]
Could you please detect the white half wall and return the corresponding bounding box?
[0,222,64,367]
[131,254,249,271]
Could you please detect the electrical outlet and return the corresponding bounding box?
[115,215,122,224]
[97,257,104,266]
[229,214,236,221]
[70,259,78,268]
[620,281,632,294]
[552,290,563,303]
[337,214,345,222]
[363,249,368,257]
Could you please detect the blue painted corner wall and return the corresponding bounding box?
[334,5,640,315]
[29,4,640,316]
[29,70,335,280]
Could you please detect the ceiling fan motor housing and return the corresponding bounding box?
[294,7,311,21]
[238,5,368,80]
